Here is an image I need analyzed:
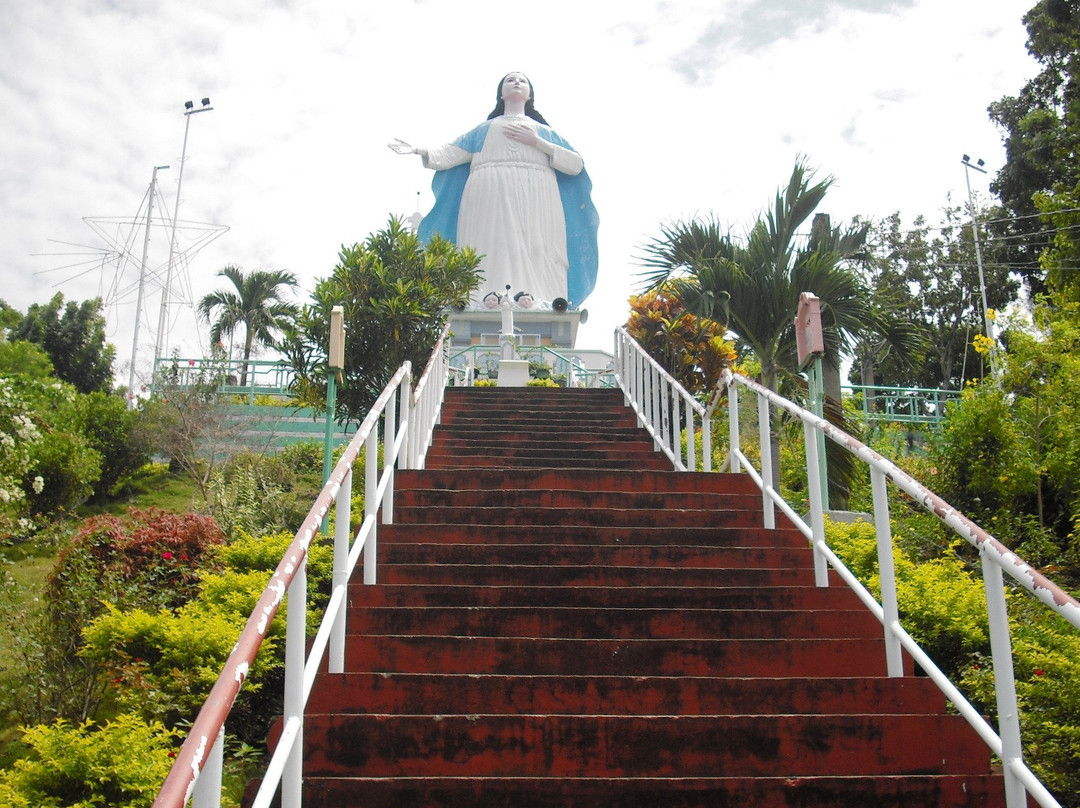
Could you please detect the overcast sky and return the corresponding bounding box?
[1,0,1037,387]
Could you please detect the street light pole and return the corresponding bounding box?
[961,154,997,375]
[156,98,213,360]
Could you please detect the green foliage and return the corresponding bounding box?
[25,428,101,518]
[827,515,1080,804]
[280,216,482,423]
[79,530,332,739]
[0,339,55,380]
[989,0,1080,292]
[526,378,560,388]
[0,374,44,515]
[961,597,1080,802]
[855,209,1015,389]
[204,449,326,540]
[0,714,181,807]
[934,304,1080,582]
[826,519,989,674]
[624,284,736,398]
[72,392,150,501]
[638,162,887,397]
[10,293,115,395]
[51,508,225,617]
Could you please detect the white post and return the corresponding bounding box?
[281,560,306,808]
[982,550,1027,808]
[758,392,775,529]
[330,469,352,673]
[871,467,903,677]
[191,725,223,808]
[803,418,829,587]
[727,380,740,474]
[364,429,378,585]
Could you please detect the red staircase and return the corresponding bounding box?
[281,387,1007,806]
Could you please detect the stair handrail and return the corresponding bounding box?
[613,326,718,471]
[153,328,454,808]
[722,367,1079,808]
[407,322,453,468]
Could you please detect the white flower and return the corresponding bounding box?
[32,475,44,494]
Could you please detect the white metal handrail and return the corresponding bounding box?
[154,327,454,808]
[613,326,721,472]
[722,367,1079,808]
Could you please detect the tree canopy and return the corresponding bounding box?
[10,294,115,394]
[989,0,1080,293]
[197,265,299,386]
[281,217,482,423]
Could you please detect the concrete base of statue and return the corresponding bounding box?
[497,359,530,387]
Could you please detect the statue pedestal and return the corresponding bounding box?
[497,359,530,387]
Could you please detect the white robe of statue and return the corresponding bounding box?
[421,114,584,306]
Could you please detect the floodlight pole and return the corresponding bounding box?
[961,154,997,376]
[128,164,169,408]
[156,99,213,360]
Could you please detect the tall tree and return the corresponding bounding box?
[281,217,482,423]
[854,208,1019,390]
[197,265,299,386]
[638,162,919,504]
[12,293,115,394]
[639,162,906,398]
[989,0,1080,293]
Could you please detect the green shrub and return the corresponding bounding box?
[80,530,332,736]
[24,428,101,517]
[49,508,226,628]
[0,714,180,808]
[825,518,989,674]
[74,391,150,501]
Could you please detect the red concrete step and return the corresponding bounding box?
[392,505,763,528]
[394,486,763,512]
[396,468,762,495]
[345,606,881,640]
[349,583,868,612]
[297,713,990,778]
[422,449,673,471]
[379,542,815,570]
[305,672,945,717]
[341,635,905,677]
[376,562,815,588]
[297,774,1006,807]
[378,523,805,548]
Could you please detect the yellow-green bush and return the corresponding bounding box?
[0,714,180,807]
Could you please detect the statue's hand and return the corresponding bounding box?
[503,123,538,147]
[388,138,417,155]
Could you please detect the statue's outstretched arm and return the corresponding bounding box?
[388,138,427,158]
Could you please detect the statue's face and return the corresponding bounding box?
[501,72,531,103]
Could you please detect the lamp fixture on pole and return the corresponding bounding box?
[156,97,214,360]
[961,154,997,376]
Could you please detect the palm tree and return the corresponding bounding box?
[198,265,299,386]
[639,161,919,501]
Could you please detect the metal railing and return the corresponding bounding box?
[613,326,722,472]
[152,325,456,808]
[152,357,296,402]
[722,367,1080,808]
[844,382,962,425]
[449,343,615,389]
